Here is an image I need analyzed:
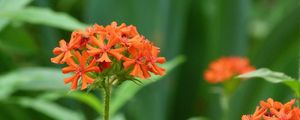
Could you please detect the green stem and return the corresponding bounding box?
[220,93,229,120]
[297,52,300,106]
[298,51,300,82]
[298,51,300,81]
[221,78,239,120]
[103,78,112,120]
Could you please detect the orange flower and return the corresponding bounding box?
[87,33,125,62]
[123,36,166,79]
[242,98,300,120]
[144,43,166,75]
[291,108,300,120]
[62,51,100,90]
[51,39,77,64]
[123,41,151,79]
[204,57,255,83]
[51,21,166,90]
[71,26,98,49]
[119,25,139,47]
[242,107,267,120]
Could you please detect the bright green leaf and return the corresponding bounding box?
[110,56,185,115]
[17,97,84,120]
[13,67,68,91]
[0,7,88,31]
[0,0,32,31]
[237,68,300,96]
[38,92,104,116]
[238,68,294,82]
[0,67,68,100]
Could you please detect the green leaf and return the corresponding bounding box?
[17,68,68,91]
[17,97,84,120]
[68,92,103,116]
[0,7,88,31]
[187,117,209,120]
[0,67,68,100]
[237,68,300,96]
[0,0,32,31]
[110,56,185,115]
[38,92,104,116]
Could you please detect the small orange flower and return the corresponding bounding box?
[204,57,255,83]
[87,34,125,62]
[144,43,166,75]
[242,98,300,120]
[242,107,267,120]
[123,36,165,79]
[71,26,98,49]
[62,51,100,90]
[123,39,151,79]
[51,39,77,64]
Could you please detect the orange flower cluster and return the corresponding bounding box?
[51,22,166,90]
[242,98,300,120]
[204,57,255,83]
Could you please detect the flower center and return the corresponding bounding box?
[80,36,90,46]
[101,46,109,52]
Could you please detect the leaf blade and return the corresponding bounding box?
[238,68,300,96]
[0,7,88,31]
[0,0,32,31]
[17,97,84,120]
[0,67,68,100]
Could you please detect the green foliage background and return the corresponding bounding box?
[0,0,299,120]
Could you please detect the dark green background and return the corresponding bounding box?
[0,0,299,120]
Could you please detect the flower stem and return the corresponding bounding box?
[298,51,300,82]
[297,51,300,106]
[220,93,229,120]
[298,51,300,81]
[103,78,112,120]
[221,78,239,120]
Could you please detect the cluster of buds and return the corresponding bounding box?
[242,98,300,120]
[204,57,255,83]
[51,22,166,90]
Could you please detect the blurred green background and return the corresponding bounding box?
[0,0,299,120]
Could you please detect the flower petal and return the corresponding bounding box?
[64,74,80,84]
[108,48,125,60]
[156,57,166,64]
[123,60,135,69]
[51,53,64,64]
[81,74,94,90]
[62,66,76,74]
[98,52,111,62]
[130,64,144,79]
[61,51,73,63]
[53,47,62,55]
[87,44,101,56]
[85,66,100,72]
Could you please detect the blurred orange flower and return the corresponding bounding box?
[204,57,255,83]
[242,98,300,120]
